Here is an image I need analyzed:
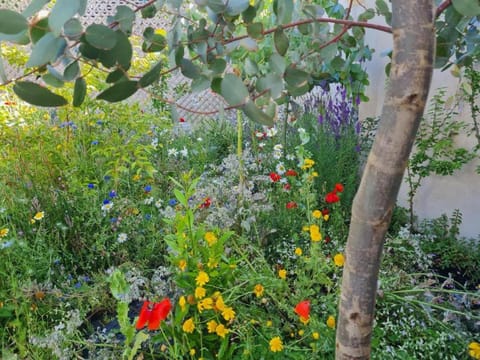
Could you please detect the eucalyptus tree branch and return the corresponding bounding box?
[436,0,452,17]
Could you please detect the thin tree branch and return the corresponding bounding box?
[436,0,452,17]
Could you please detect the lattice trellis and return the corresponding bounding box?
[2,0,231,122]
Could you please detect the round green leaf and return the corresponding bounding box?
[113,5,135,34]
[180,59,200,79]
[26,33,67,68]
[221,74,249,106]
[0,10,28,35]
[452,0,480,16]
[13,81,67,107]
[42,73,64,88]
[97,80,138,102]
[64,18,83,40]
[63,60,80,81]
[22,0,50,18]
[242,100,273,126]
[106,69,127,83]
[139,62,162,88]
[29,17,50,44]
[85,24,117,50]
[247,23,264,40]
[73,77,86,107]
[49,0,81,35]
[226,0,250,16]
[285,65,309,88]
[274,28,289,56]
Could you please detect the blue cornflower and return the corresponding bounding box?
[103,199,110,205]
[74,282,82,289]
[109,190,116,198]
[104,175,111,181]
[91,140,99,145]
[110,217,118,223]
[87,183,95,189]
[96,120,103,125]
[144,214,152,220]
[144,185,152,192]
[168,199,177,206]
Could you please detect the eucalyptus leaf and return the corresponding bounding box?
[207,0,226,13]
[73,77,86,107]
[29,18,50,44]
[191,76,211,93]
[274,28,289,56]
[0,10,28,35]
[284,66,309,88]
[226,0,250,16]
[244,58,258,75]
[452,0,480,16]
[26,33,66,68]
[63,61,80,81]
[42,73,64,88]
[106,69,127,83]
[269,54,286,75]
[22,0,49,18]
[13,81,68,107]
[0,30,30,45]
[49,0,81,36]
[64,18,83,40]
[247,22,264,39]
[97,80,139,102]
[221,74,249,106]
[242,100,273,126]
[139,61,162,88]
[209,58,227,74]
[180,58,201,79]
[113,6,136,34]
[277,0,293,24]
[111,31,132,69]
[85,24,118,50]
[257,73,283,99]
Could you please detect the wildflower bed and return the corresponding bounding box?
[0,88,479,359]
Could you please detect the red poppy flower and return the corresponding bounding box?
[325,236,331,244]
[283,183,291,191]
[199,197,211,209]
[286,201,297,209]
[322,208,330,216]
[179,117,185,123]
[269,172,281,182]
[136,298,172,331]
[294,300,310,319]
[285,169,298,177]
[335,183,344,193]
[325,192,340,204]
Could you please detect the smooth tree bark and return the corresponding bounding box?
[335,1,435,359]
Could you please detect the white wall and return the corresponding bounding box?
[352,1,480,238]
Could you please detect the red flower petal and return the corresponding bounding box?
[269,172,281,182]
[294,300,310,319]
[147,299,170,330]
[335,183,344,193]
[325,192,340,204]
[136,301,152,330]
[286,201,297,209]
[285,169,298,177]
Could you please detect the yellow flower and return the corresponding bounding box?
[215,295,226,311]
[312,171,319,177]
[207,320,218,333]
[222,306,235,321]
[30,219,36,224]
[324,214,330,221]
[178,259,187,271]
[298,329,304,336]
[154,28,167,37]
[197,297,214,312]
[182,317,195,333]
[334,253,345,267]
[207,257,218,269]
[132,174,141,181]
[215,324,229,338]
[179,296,186,311]
[266,320,272,327]
[0,228,9,238]
[204,232,217,246]
[310,227,322,242]
[33,211,44,221]
[301,158,315,170]
[294,247,303,256]
[278,269,287,280]
[302,225,309,232]
[312,210,322,219]
[269,336,283,352]
[249,0,255,6]
[189,348,196,356]
[195,286,206,299]
[195,271,209,286]
[312,332,320,340]
[300,316,309,325]
[132,208,140,215]
[469,341,480,359]
[327,315,336,329]
[253,284,264,297]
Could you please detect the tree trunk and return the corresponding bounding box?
[335,1,435,359]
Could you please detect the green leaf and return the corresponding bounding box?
[269,54,286,75]
[277,0,293,24]
[97,80,138,102]
[298,23,311,35]
[358,8,375,21]
[42,73,64,88]
[226,0,250,16]
[128,332,149,360]
[22,0,50,18]
[113,6,136,34]
[79,41,100,60]
[180,58,200,79]
[106,69,127,83]
[142,27,167,52]
[26,33,66,68]
[247,22,264,40]
[13,81,67,107]
[210,58,227,75]
[73,77,86,107]
[63,18,83,40]
[211,77,222,94]
[85,24,118,50]
[111,31,132,69]
[375,0,391,24]
[257,73,283,99]
[29,17,50,44]
[49,0,81,35]
[452,0,480,15]
[284,66,309,88]
[173,189,188,207]
[63,61,80,81]
[242,100,274,126]
[0,29,30,45]
[274,28,289,56]
[191,76,211,93]
[139,61,162,88]
[0,10,28,35]
[242,5,257,23]
[244,58,258,76]
[221,74,249,106]
[207,0,227,13]
[141,4,157,18]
